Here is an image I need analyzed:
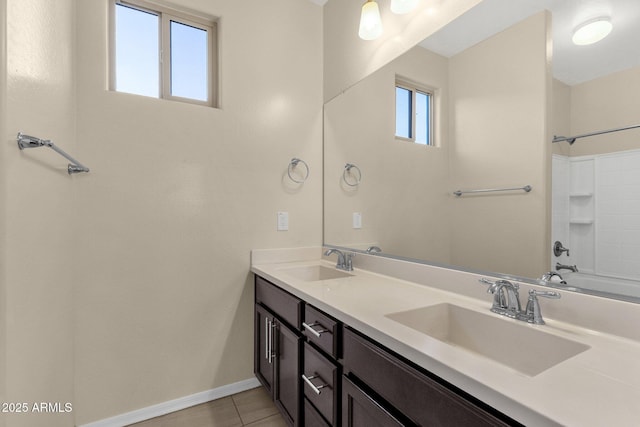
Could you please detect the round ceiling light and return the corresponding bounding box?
[572,17,613,46]
[390,0,419,14]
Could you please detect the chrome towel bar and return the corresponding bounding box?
[453,185,532,197]
[17,132,90,174]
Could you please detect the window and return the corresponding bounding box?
[110,0,218,107]
[395,79,434,146]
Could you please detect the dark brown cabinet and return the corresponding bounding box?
[255,275,520,427]
[303,342,340,425]
[254,277,303,426]
[342,328,518,427]
[303,304,340,358]
[342,376,405,427]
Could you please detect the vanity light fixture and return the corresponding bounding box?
[572,17,613,46]
[390,0,419,14]
[359,0,383,40]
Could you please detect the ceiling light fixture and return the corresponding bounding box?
[390,0,419,15]
[359,0,383,40]
[572,17,613,46]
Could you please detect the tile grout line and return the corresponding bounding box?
[229,394,245,426]
[231,388,283,426]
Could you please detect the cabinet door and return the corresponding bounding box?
[255,304,275,393]
[342,376,405,427]
[274,320,301,426]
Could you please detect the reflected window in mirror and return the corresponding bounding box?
[395,78,434,146]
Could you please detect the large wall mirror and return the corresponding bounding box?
[324,0,640,303]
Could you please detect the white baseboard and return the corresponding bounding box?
[79,377,261,427]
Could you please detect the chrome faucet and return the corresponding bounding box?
[556,262,578,273]
[480,278,521,318]
[479,278,561,325]
[539,271,567,284]
[324,249,355,271]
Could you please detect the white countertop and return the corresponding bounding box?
[251,249,640,427]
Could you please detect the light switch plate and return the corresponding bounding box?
[353,212,362,229]
[277,212,289,231]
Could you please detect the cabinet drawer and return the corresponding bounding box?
[304,398,330,427]
[303,342,339,426]
[342,328,514,427]
[303,304,340,358]
[255,275,303,329]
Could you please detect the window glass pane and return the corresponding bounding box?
[115,4,160,98]
[171,21,208,101]
[415,91,431,145]
[395,87,412,139]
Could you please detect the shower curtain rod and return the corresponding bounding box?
[552,124,640,145]
[17,132,90,174]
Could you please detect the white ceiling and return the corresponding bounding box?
[419,0,640,86]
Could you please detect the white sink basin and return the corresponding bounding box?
[385,303,589,376]
[279,265,353,281]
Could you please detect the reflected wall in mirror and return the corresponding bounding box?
[325,11,551,279]
[324,0,640,303]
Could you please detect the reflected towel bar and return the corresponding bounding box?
[17,132,90,174]
[553,124,640,145]
[453,185,532,197]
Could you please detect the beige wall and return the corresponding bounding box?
[552,79,571,156]
[4,1,76,426]
[324,46,451,263]
[2,0,323,425]
[448,12,552,278]
[73,0,322,424]
[568,67,640,156]
[322,0,482,102]
[0,1,7,426]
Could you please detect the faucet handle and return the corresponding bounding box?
[478,278,519,292]
[344,252,355,271]
[478,277,494,288]
[525,289,561,325]
[530,289,561,299]
[553,241,570,257]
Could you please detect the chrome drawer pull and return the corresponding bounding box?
[268,321,276,364]
[265,318,270,361]
[302,373,329,395]
[303,321,329,338]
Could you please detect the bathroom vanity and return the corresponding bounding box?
[251,247,640,426]
[254,274,516,426]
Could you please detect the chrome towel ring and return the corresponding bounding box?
[343,163,362,187]
[287,158,309,183]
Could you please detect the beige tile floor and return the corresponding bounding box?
[127,386,287,427]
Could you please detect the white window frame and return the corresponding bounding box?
[395,78,436,147]
[109,0,218,107]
